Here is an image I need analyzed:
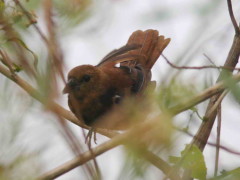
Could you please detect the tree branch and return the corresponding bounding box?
[182,1,240,178]
[191,26,240,152]
[227,0,240,35]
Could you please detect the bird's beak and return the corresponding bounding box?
[63,78,79,94]
[63,85,69,94]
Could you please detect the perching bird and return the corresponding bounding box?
[63,29,170,130]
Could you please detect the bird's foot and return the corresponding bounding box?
[85,128,97,146]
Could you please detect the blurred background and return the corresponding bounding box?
[1,0,240,179]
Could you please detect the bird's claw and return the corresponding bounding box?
[85,128,98,146]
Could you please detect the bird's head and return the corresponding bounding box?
[63,65,103,99]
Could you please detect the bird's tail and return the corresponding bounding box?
[124,29,170,70]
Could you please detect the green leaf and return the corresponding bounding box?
[0,1,5,12]
[13,63,23,72]
[8,37,38,68]
[169,145,207,180]
[222,71,240,103]
[157,78,198,111]
[182,145,206,179]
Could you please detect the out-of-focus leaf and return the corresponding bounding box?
[193,1,222,16]
[22,0,42,10]
[8,37,38,69]
[12,63,22,72]
[120,144,149,180]
[221,71,240,103]
[157,78,198,110]
[0,2,31,30]
[53,0,92,28]
[141,7,173,23]
[169,144,207,180]
[0,1,5,12]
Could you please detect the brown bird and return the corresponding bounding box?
[63,29,170,130]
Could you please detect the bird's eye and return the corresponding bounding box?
[82,74,91,82]
[67,78,78,87]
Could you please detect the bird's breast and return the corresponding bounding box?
[69,87,121,126]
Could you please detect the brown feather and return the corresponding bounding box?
[97,44,141,67]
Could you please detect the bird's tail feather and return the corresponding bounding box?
[125,29,170,70]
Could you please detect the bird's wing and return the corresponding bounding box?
[96,44,142,67]
[97,30,170,69]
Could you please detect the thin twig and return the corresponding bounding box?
[176,127,240,156]
[206,90,228,118]
[227,0,240,35]
[0,50,15,74]
[86,134,102,180]
[162,54,240,71]
[214,103,222,176]
[203,53,217,67]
